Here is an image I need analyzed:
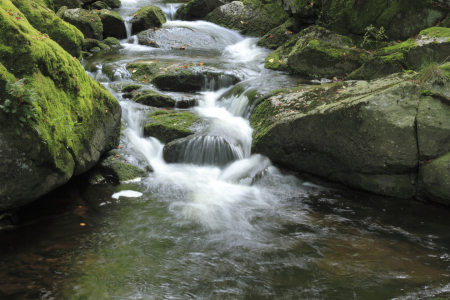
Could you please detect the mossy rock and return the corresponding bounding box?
[205,0,289,37]
[418,151,450,205]
[131,90,176,108]
[0,0,121,211]
[56,5,68,18]
[126,60,240,92]
[103,37,121,48]
[81,50,93,57]
[97,155,148,182]
[130,5,166,35]
[265,26,368,78]
[83,38,103,51]
[285,0,448,41]
[10,0,84,57]
[250,74,420,199]
[90,1,110,9]
[346,56,405,81]
[98,9,126,39]
[144,110,201,143]
[121,84,142,93]
[62,8,103,40]
[53,0,81,11]
[257,18,297,50]
[101,63,120,80]
[102,0,121,9]
[175,0,232,21]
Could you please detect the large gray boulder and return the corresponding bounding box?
[250,71,450,204]
[250,75,420,198]
[205,1,289,37]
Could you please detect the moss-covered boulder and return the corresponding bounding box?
[346,27,450,80]
[0,0,121,211]
[90,1,110,10]
[93,154,148,182]
[175,0,233,21]
[130,5,166,35]
[98,9,126,39]
[62,8,103,40]
[281,0,448,41]
[265,26,368,78]
[418,152,450,205]
[144,110,201,143]
[257,18,297,50]
[131,90,176,107]
[56,5,67,18]
[250,74,419,199]
[10,0,84,57]
[121,84,141,93]
[205,0,289,37]
[101,0,120,9]
[53,0,81,11]
[126,60,240,92]
[103,37,121,48]
[83,38,109,51]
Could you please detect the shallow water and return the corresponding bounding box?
[1,1,450,299]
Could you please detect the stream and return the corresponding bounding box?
[1,0,450,299]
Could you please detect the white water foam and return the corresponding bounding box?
[112,190,144,199]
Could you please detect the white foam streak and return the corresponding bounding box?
[112,190,143,199]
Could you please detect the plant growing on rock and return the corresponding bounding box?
[418,58,450,89]
[362,24,388,50]
[0,79,40,135]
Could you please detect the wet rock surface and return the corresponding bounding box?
[130,5,166,34]
[144,110,202,144]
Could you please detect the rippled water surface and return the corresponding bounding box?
[1,0,450,299]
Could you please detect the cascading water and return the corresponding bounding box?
[3,2,450,299]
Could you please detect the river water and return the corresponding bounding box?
[1,0,450,299]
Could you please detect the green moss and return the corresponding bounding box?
[61,8,103,40]
[10,0,84,57]
[131,5,166,33]
[0,0,120,176]
[419,27,450,38]
[121,84,141,93]
[99,155,147,181]
[103,37,120,47]
[144,110,200,143]
[257,18,296,50]
[132,90,175,107]
[264,51,290,71]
